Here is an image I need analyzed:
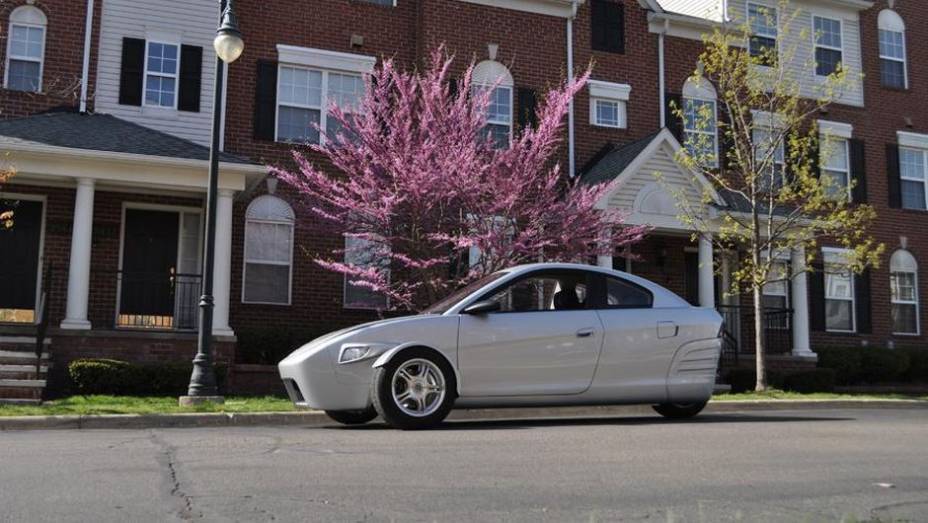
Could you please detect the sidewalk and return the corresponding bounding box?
[2,399,926,431]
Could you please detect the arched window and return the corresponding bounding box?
[471,60,513,148]
[878,9,907,89]
[243,195,294,305]
[682,76,718,167]
[890,249,919,335]
[5,5,47,92]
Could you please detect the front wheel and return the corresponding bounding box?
[371,348,456,430]
[325,406,378,425]
[653,400,708,419]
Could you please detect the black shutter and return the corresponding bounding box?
[118,38,146,106]
[887,143,902,208]
[664,92,683,142]
[447,78,459,100]
[849,138,867,203]
[810,135,821,179]
[855,269,872,334]
[591,0,624,53]
[178,45,203,112]
[254,60,278,141]
[809,261,826,331]
[517,87,538,131]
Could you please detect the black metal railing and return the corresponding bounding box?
[717,305,793,360]
[116,271,202,331]
[34,262,52,372]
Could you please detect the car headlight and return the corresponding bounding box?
[338,345,372,364]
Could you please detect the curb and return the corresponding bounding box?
[1,399,926,431]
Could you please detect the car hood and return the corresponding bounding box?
[279,314,438,363]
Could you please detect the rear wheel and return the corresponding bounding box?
[371,348,456,430]
[653,400,708,419]
[325,406,377,425]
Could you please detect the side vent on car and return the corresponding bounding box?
[283,379,305,403]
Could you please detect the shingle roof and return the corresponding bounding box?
[579,130,663,186]
[0,112,254,164]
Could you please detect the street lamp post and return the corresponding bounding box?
[180,0,244,406]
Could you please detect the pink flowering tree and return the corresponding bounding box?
[275,48,649,311]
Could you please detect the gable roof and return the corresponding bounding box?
[0,112,254,165]
[654,0,725,22]
[579,130,662,187]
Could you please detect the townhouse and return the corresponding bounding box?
[0,0,924,400]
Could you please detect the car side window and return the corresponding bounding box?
[483,272,589,313]
[602,276,653,309]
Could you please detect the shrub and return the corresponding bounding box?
[901,347,928,383]
[859,348,910,384]
[815,347,863,385]
[236,327,330,365]
[726,368,783,393]
[781,368,836,393]
[68,359,227,396]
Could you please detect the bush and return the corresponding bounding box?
[726,368,783,393]
[236,327,331,364]
[68,359,227,396]
[901,347,928,383]
[815,347,863,385]
[859,348,910,383]
[781,368,836,393]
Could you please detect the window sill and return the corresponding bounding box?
[823,329,858,336]
[879,85,910,93]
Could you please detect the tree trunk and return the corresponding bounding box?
[753,283,767,392]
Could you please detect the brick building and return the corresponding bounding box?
[0,0,925,400]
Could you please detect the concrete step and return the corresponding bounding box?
[0,351,51,367]
[0,371,45,380]
[0,385,44,400]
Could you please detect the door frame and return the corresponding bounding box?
[0,192,47,325]
[116,202,203,329]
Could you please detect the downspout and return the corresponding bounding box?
[658,18,668,127]
[567,1,578,177]
[79,0,94,113]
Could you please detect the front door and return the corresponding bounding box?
[119,209,179,327]
[457,270,603,397]
[0,199,43,323]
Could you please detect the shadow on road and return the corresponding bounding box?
[322,413,854,432]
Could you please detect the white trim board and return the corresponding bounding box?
[276,45,376,73]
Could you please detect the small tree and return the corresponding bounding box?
[669,1,883,391]
[276,47,648,311]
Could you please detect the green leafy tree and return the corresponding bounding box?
[667,1,883,391]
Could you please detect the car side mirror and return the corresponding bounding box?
[462,300,501,315]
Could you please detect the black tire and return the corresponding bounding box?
[371,347,456,430]
[325,406,378,425]
[652,400,708,419]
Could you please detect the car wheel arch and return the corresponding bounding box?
[372,344,461,396]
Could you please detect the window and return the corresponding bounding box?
[821,137,850,200]
[603,276,652,308]
[482,271,589,313]
[748,3,777,66]
[588,80,630,129]
[824,249,855,332]
[900,147,927,210]
[813,16,843,77]
[358,0,394,5]
[890,250,919,335]
[763,260,790,329]
[275,66,363,144]
[343,235,389,310]
[878,10,907,89]
[243,196,294,305]
[590,0,625,53]
[683,77,718,167]
[5,6,46,92]
[592,99,623,128]
[472,60,514,148]
[143,42,179,107]
[753,126,785,191]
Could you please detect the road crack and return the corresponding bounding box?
[149,432,199,520]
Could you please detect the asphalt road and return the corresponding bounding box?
[2,408,927,522]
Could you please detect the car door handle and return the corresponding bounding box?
[576,328,595,338]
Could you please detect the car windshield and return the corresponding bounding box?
[422,272,507,314]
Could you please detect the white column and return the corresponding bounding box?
[791,246,814,356]
[597,254,613,269]
[60,178,95,330]
[698,234,715,308]
[212,189,235,337]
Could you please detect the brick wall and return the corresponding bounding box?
[0,0,101,118]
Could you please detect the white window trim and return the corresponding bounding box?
[242,204,294,306]
[890,251,920,336]
[899,146,928,211]
[274,65,324,144]
[819,131,852,201]
[588,80,631,129]
[822,246,856,333]
[879,29,908,89]
[483,84,514,131]
[683,96,719,168]
[342,236,390,311]
[276,45,376,74]
[4,20,46,92]
[746,1,778,58]
[141,40,180,110]
[590,98,626,129]
[812,15,844,78]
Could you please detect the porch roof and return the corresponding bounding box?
[579,131,661,188]
[0,112,254,165]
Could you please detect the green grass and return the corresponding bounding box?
[713,390,928,402]
[0,395,297,417]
